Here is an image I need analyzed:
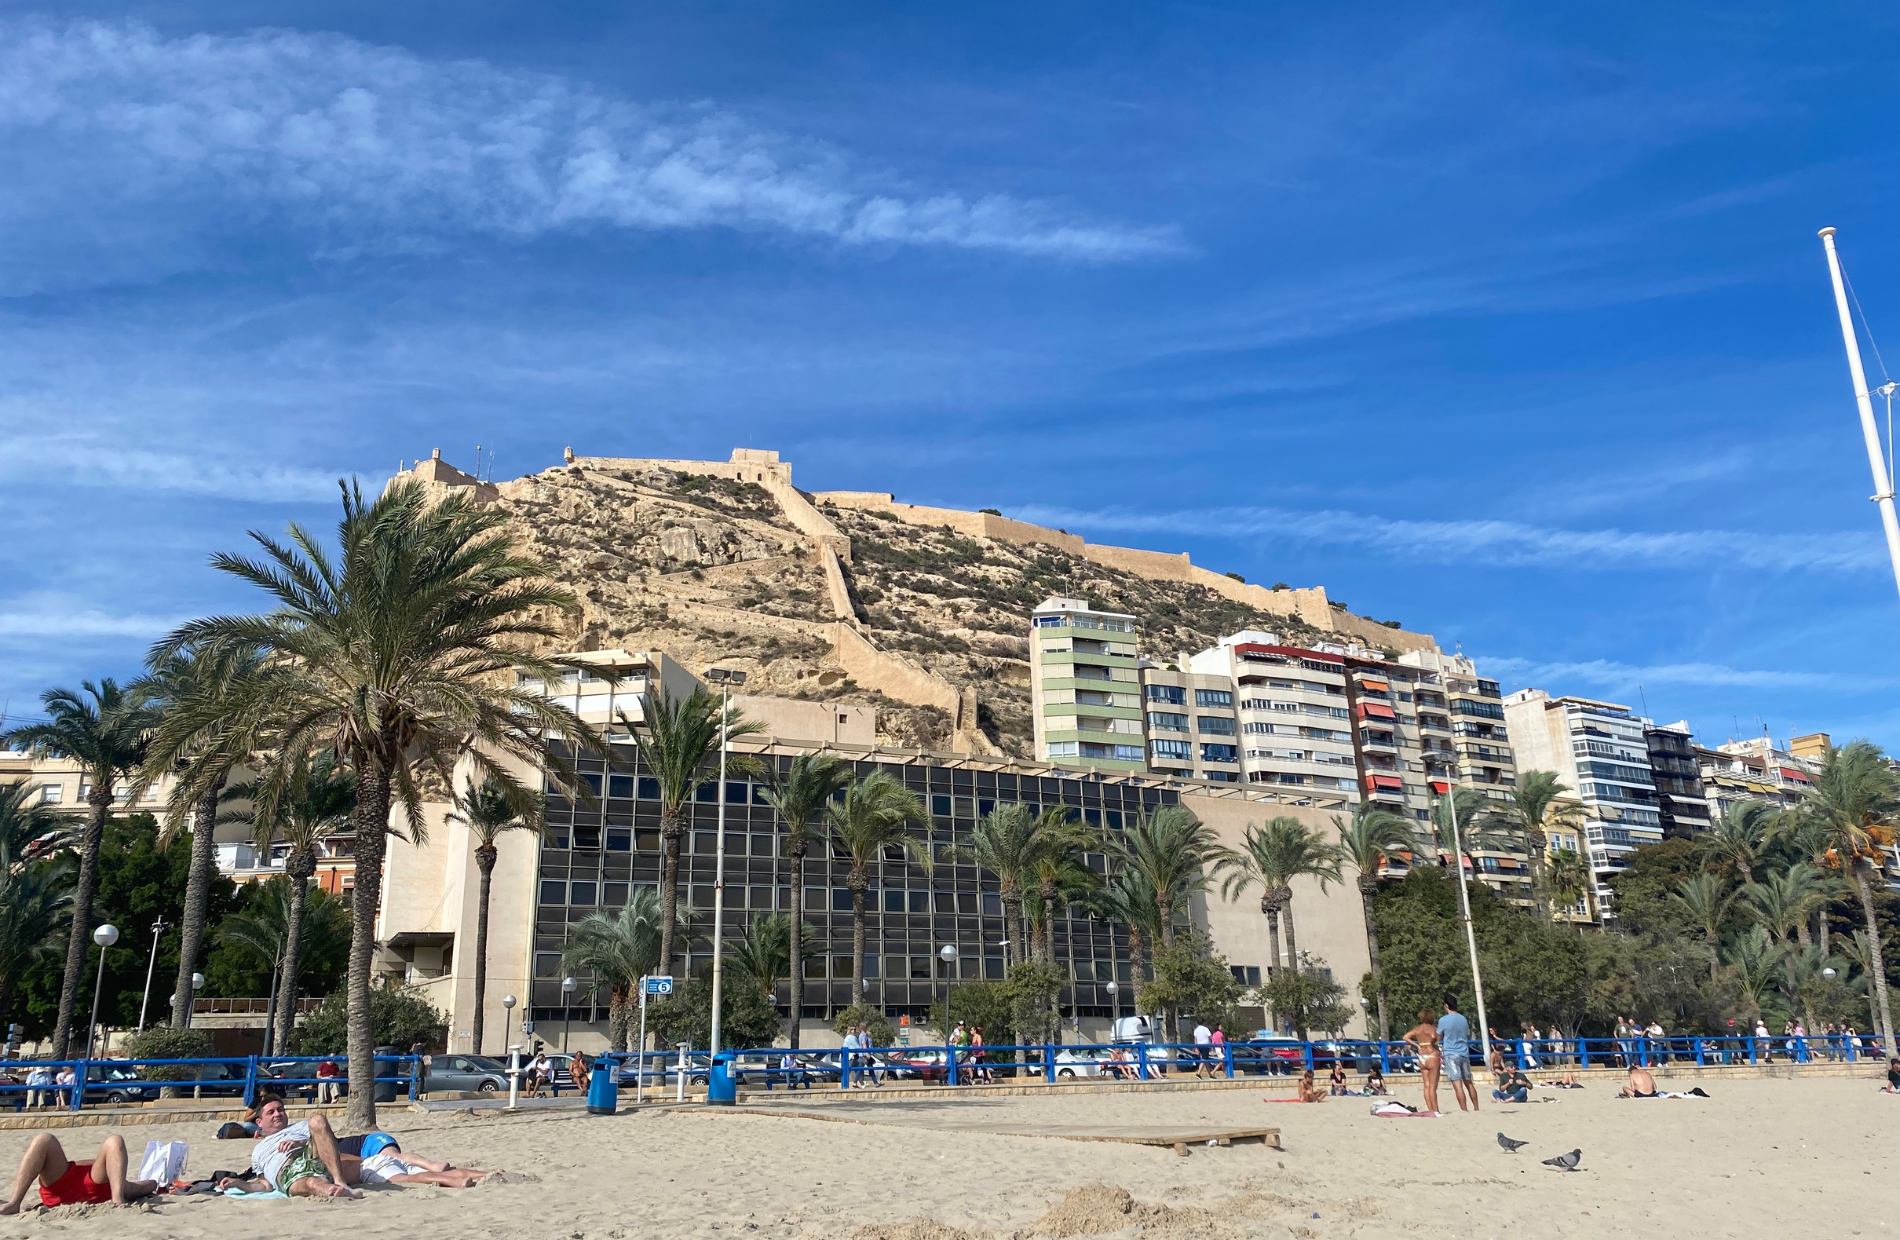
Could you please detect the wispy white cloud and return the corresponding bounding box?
[0,597,187,639]
[0,19,1178,284]
[1473,656,1889,697]
[1009,502,1881,573]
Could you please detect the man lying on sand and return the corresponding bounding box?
[1,1134,160,1214]
[217,1096,491,1196]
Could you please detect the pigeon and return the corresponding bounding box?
[1542,1149,1583,1172]
[1497,1133,1530,1153]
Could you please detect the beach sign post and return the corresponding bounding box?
[636,975,672,1104]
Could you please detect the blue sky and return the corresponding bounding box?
[4,1,1900,750]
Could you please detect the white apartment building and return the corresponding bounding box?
[1501,689,1659,919]
[1187,632,1359,803]
[1138,664,1241,781]
[1028,598,1146,773]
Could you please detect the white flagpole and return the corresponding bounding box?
[1819,227,1900,602]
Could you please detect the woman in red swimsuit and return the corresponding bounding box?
[0,1134,160,1214]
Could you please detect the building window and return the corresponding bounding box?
[1145,684,1186,705]
[37,784,62,804]
[1195,688,1234,707]
[1151,739,1192,760]
[1200,743,1238,763]
[1046,741,1079,757]
[1197,715,1236,735]
[539,879,566,905]
[1147,712,1188,732]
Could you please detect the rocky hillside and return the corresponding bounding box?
[487,461,1386,759]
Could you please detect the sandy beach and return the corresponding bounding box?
[2,1076,1892,1239]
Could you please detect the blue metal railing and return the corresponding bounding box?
[0,1054,422,1112]
[5,1032,1872,1112]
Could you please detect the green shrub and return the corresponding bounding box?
[293,984,445,1054]
[831,1003,895,1047]
[647,974,783,1051]
[122,1026,216,1081]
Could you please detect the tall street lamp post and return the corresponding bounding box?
[85,924,119,1060]
[562,977,577,1052]
[136,916,166,1034]
[705,667,747,1059]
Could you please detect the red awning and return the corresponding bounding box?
[1358,702,1396,720]
[1367,774,1404,790]
[1428,780,1451,794]
[1360,679,1390,692]
[1779,767,1810,782]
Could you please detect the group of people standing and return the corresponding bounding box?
[1401,997,1483,1115]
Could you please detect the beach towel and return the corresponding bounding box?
[220,1187,288,1199]
[1371,1101,1438,1117]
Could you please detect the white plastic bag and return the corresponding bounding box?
[138,1140,189,1186]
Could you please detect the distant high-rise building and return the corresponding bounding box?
[1185,632,1358,801]
[1645,720,1711,840]
[1502,689,1659,920]
[1028,597,1147,773]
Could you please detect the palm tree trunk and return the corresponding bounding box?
[1815,908,1830,957]
[1157,893,1175,945]
[1526,827,1550,922]
[53,787,113,1060]
[658,808,684,979]
[1854,864,1896,1056]
[609,984,630,1051]
[1358,879,1388,1039]
[171,780,223,1027]
[1282,895,1299,971]
[345,762,391,1130]
[276,860,312,1054]
[1262,901,1283,978]
[1003,889,1023,967]
[1795,919,1813,951]
[1126,923,1146,1013]
[1040,880,1059,964]
[788,841,806,1049]
[849,871,868,994]
[1706,932,1721,983]
[472,845,497,1056]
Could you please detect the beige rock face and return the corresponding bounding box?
[471,459,1408,758]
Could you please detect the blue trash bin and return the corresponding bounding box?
[707,1051,737,1106]
[587,1061,618,1115]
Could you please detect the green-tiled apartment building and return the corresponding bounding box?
[1029,597,1147,773]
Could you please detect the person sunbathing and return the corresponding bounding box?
[1882,1058,1900,1093]
[1297,1068,1327,1103]
[1616,1066,1658,1098]
[1,1134,161,1214]
[218,1096,490,1195]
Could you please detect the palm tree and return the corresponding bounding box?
[727,912,811,1001]
[1772,814,1849,953]
[1700,799,1776,886]
[1115,806,1226,947]
[1796,740,1900,1055]
[1483,770,1584,920]
[1742,863,1830,1035]
[3,680,158,1058]
[822,771,930,989]
[137,645,260,1029]
[1216,816,1341,975]
[225,751,357,1053]
[1024,807,1099,963]
[0,782,75,1029]
[628,688,763,982]
[1092,867,1162,1014]
[1331,801,1419,1038]
[144,479,602,1127]
[219,878,353,1016]
[1671,872,1735,980]
[1544,848,1591,924]
[448,776,541,1056]
[760,752,850,1047]
[1725,925,1784,1014]
[962,803,1039,965]
[561,888,668,1051]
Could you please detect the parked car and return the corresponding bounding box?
[616,1052,712,1088]
[86,1063,159,1106]
[425,1054,512,1094]
[1052,1047,1116,1078]
[1230,1037,1306,1075]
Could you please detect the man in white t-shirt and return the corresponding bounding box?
[240,1097,361,1199]
[1192,1022,1214,1079]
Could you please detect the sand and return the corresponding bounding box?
[2,1076,1893,1239]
